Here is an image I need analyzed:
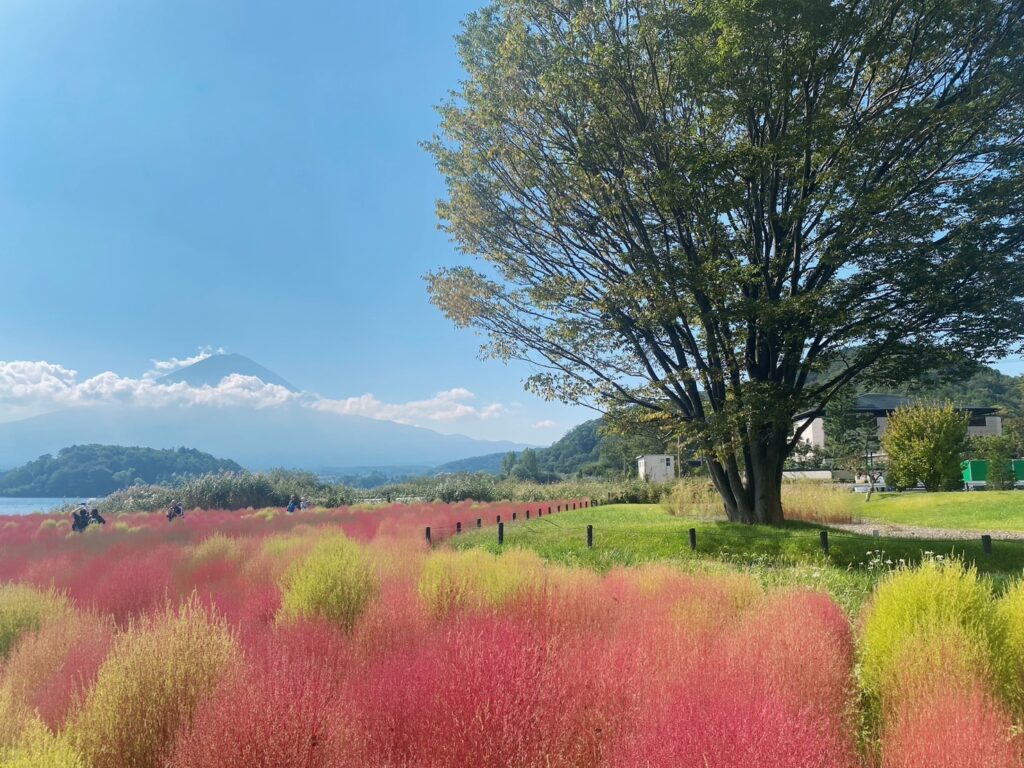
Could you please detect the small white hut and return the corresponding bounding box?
[637,454,675,484]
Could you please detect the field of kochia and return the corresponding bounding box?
[2,501,1024,767]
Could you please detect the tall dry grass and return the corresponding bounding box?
[664,478,854,524]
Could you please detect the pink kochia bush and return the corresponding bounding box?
[0,504,864,767]
[615,589,859,768]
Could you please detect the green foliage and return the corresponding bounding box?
[0,584,67,659]
[277,534,378,631]
[821,390,883,481]
[0,718,84,768]
[0,445,242,498]
[998,580,1024,709]
[427,0,1024,524]
[98,469,355,513]
[881,404,969,491]
[859,559,1011,711]
[972,435,1017,490]
[418,549,545,617]
[69,599,237,768]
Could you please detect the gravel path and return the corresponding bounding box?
[828,521,1024,541]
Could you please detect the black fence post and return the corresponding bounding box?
[476,518,482,529]
[557,505,561,512]
[587,524,593,548]
[688,528,697,551]
[497,515,501,524]
[498,522,504,546]
[548,506,552,515]
[456,522,461,534]
[820,530,829,554]
[425,526,431,546]
[526,510,531,520]
[512,512,517,521]
[982,534,993,557]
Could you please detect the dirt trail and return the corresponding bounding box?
[829,520,1024,541]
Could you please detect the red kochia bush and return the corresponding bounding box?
[881,681,1023,768]
[615,590,859,768]
[345,611,607,768]
[0,610,114,729]
[167,620,355,768]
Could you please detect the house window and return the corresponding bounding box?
[665,458,672,466]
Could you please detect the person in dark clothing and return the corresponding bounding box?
[71,504,89,533]
[166,501,184,522]
[89,509,106,526]
[286,494,299,515]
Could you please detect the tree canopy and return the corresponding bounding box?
[427,0,1024,523]
[0,445,243,498]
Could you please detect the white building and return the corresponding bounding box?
[637,454,676,484]
[794,393,1002,450]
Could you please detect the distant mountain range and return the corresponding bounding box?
[0,354,530,471]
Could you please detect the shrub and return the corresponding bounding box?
[881,403,969,491]
[859,559,1009,711]
[68,599,237,768]
[663,479,723,518]
[0,584,68,659]
[880,680,1023,768]
[0,610,113,730]
[998,579,1024,710]
[418,549,545,617]
[278,534,378,631]
[616,589,858,768]
[0,717,85,768]
[167,621,354,768]
[781,481,854,524]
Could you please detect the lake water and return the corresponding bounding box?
[0,497,74,516]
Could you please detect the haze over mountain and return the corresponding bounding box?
[0,354,529,471]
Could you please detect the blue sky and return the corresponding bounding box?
[0,0,591,443]
[0,1,1020,445]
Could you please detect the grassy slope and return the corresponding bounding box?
[452,503,1024,576]
[855,491,1024,531]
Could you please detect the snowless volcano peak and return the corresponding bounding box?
[157,353,298,392]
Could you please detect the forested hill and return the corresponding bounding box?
[0,445,243,497]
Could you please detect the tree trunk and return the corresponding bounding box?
[707,435,787,525]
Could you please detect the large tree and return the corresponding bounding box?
[426,0,1024,523]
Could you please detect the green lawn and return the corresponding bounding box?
[856,491,1024,531]
[452,503,1024,582]
[450,503,1024,615]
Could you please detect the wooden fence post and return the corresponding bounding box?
[456,522,461,534]
[982,534,993,557]
[688,528,697,551]
[820,530,829,554]
[476,518,482,529]
[587,524,593,548]
[498,522,504,546]
[425,527,431,546]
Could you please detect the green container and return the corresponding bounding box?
[961,460,989,483]
[1014,459,1024,483]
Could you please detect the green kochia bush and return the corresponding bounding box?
[859,559,1012,712]
[418,549,545,617]
[69,599,237,768]
[277,534,378,631]
[0,584,68,659]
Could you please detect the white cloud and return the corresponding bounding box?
[312,387,506,425]
[533,419,558,429]
[0,358,509,430]
[0,361,295,414]
[144,346,225,379]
